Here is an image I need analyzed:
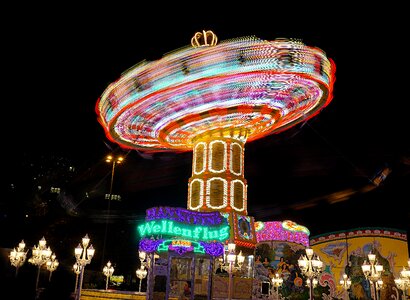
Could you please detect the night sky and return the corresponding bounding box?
[4,6,409,243]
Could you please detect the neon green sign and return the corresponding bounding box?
[138,219,230,241]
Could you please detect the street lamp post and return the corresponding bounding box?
[103,261,114,290]
[271,273,283,300]
[136,266,148,292]
[339,236,352,299]
[28,237,52,295]
[394,258,410,300]
[136,250,148,292]
[9,240,28,276]
[74,234,95,300]
[101,154,124,266]
[339,273,352,299]
[298,248,323,300]
[73,262,82,293]
[105,154,124,201]
[395,276,410,300]
[361,252,384,300]
[139,250,156,298]
[46,253,59,281]
[221,243,245,300]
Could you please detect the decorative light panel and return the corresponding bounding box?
[230,180,246,212]
[189,179,204,210]
[193,142,206,175]
[230,142,243,176]
[209,140,227,173]
[206,177,228,209]
[255,221,309,247]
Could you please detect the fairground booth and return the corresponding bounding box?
[137,206,256,299]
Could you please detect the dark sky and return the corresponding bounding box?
[4,5,409,239]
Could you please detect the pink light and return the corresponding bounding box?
[255,221,310,247]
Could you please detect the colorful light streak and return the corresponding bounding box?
[96,36,335,152]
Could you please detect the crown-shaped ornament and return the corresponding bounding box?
[191,30,218,48]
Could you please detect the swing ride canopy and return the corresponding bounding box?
[96,33,336,152]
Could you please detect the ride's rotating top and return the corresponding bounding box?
[96,30,336,217]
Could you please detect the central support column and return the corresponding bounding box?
[187,128,248,215]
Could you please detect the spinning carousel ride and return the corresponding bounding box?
[96,30,336,250]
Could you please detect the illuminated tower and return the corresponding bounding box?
[188,129,248,214]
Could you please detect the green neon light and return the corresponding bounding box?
[157,240,205,254]
[158,241,170,252]
[138,219,230,241]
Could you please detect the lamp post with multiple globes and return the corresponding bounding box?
[46,253,59,281]
[74,234,95,300]
[221,243,245,300]
[395,276,410,300]
[136,250,148,292]
[136,266,148,292]
[339,273,352,299]
[28,237,53,294]
[394,258,410,300]
[361,251,384,300]
[9,240,28,276]
[271,273,283,300]
[103,261,115,290]
[105,154,124,201]
[298,248,323,300]
[101,154,124,266]
[339,236,352,299]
